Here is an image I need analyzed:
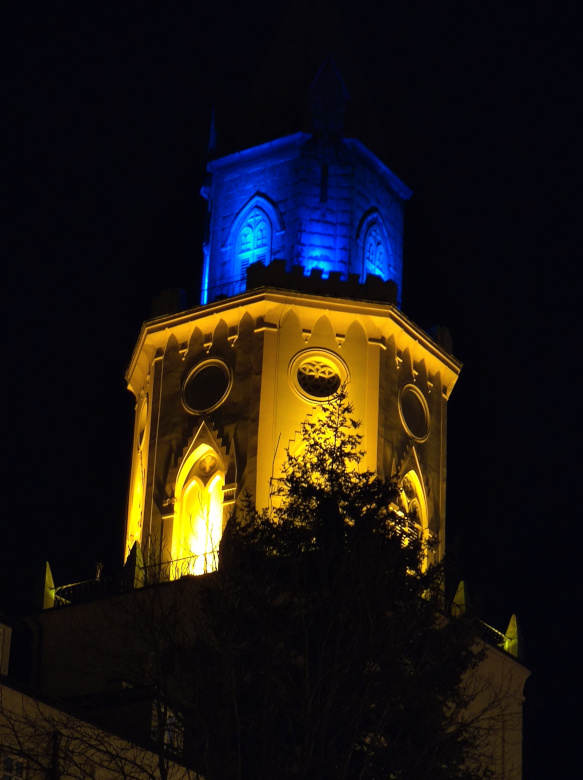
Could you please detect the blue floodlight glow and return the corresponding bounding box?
[200,133,409,306]
[200,245,210,305]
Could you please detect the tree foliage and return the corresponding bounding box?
[189,389,491,780]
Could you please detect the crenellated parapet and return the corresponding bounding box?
[246,258,398,304]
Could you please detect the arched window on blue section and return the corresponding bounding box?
[364,224,386,278]
[356,210,391,284]
[222,194,285,298]
[236,207,272,279]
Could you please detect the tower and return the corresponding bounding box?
[123,16,461,581]
[0,7,529,779]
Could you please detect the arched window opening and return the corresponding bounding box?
[125,396,148,561]
[397,470,430,568]
[236,207,272,277]
[126,463,144,560]
[400,473,424,534]
[173,447,225,576]
[364,224,387,280]
[181,474,223,575]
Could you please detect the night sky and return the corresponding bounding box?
[3,2,578,776]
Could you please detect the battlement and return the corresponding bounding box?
[245,259,398,305]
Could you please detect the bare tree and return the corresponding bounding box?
[0,682,199,779]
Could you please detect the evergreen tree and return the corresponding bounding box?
[191,388,492,780]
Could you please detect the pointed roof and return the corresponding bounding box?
[214,0,391,160]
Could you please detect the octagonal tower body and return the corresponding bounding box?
[126,283,459,574]
[124,49,461,576]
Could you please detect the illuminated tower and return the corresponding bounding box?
[26,9,527,779]
[123,30,461,577]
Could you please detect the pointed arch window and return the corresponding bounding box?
[173,446,225,576]
[398,469,433,569]
[400,471,427,537]
[364,223,387,279]
[181,471,224,575]
[236,207,272,276]
[125,396,149,561]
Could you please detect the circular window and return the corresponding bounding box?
[289,349,347,402]
[183,360,231,413]
[297,359,341,397]
[399,385,430,441]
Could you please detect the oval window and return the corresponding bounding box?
[399,385,430,441]
[183,360,231,413]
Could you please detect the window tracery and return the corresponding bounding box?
[398,469,432,568]
[297,359,341,397]
[173,445,225,576]
[236,207,272,276]
[364,223,386,278]
[289,349,348,403]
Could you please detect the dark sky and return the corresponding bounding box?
[3,1,578,775]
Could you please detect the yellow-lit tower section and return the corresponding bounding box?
[125,287,460,574]
[124,58,462,577]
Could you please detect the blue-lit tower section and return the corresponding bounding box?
[200,64,411,307]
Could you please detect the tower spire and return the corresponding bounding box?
[200,5,410,305]
[215,0,388,161]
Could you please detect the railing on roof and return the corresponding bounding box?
[478,620,515,656]
[54,573,125,606]
[53,554,218,607]
[51,558,523,661]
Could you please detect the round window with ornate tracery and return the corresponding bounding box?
[297,359,341,397]
[289,349,348,402]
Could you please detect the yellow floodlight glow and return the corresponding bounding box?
[172,444,225,577]
[181,472,223,575]
[125,453,144,561]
